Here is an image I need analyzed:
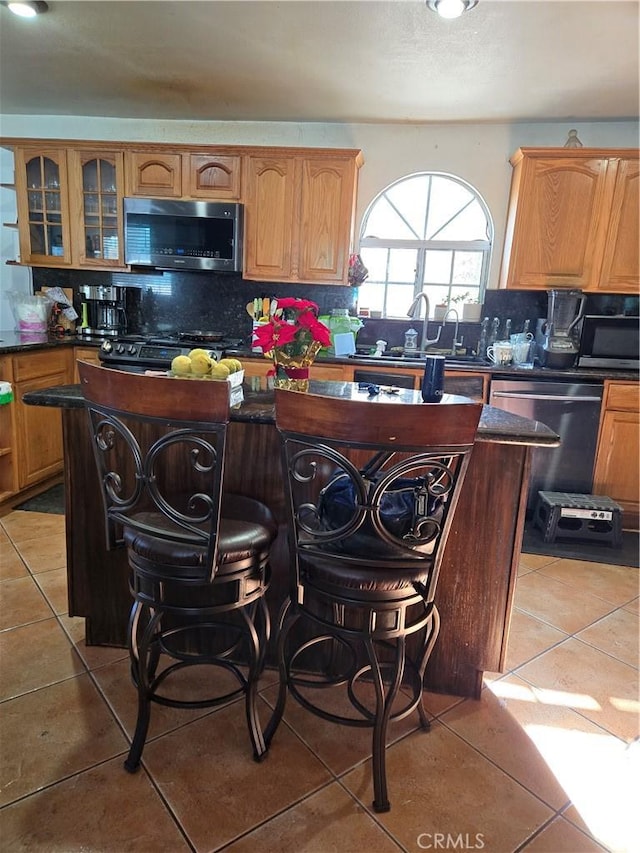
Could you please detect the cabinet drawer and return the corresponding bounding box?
[13,349,72,382]
[604,382,639,411]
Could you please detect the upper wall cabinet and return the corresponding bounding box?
[243,149,362,285]
[125,150,241,199]
[14,146,72,266]
[125,151,183,197]
[4,139,362,281]
[186,153,241,199]
[598,157,639,293]
[499,148,639,293]
[67,149,126,267]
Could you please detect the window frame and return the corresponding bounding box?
[358,171,493,318]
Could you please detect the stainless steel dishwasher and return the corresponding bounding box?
[489,379,604,510]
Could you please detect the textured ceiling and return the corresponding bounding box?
[0,0,638,124]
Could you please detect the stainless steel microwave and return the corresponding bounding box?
[577,315,639,370]
[124,198,243,272]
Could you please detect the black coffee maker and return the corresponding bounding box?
[77,285,127,337]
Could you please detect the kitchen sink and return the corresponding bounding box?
[349,353,489,367]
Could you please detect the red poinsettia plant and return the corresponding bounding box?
[252,298,331,386]
[253,297,330,355]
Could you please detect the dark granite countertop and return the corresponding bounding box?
[0,329,81,353]
[22,378,560,447]
[2,332,637,383]
[228,349,640,383]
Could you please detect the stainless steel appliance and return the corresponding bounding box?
[489,378,603,510]
[78,285,128,337]
[538,289,586,369]
[578,315,640,370]
[124,198,244,272]
[98,333,243,372]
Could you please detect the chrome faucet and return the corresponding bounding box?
[441,308,464,355]
[407,293,441,353]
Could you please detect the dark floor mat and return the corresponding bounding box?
[14,484,65,515]
[522,521,639,568]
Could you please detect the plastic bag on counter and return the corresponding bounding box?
[6,291,52,334]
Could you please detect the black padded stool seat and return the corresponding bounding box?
[265,389,481,813]
[301,556,430,592]
[123,495,276,579]
[78,362,277,773]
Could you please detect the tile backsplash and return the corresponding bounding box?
[31,267,637,354]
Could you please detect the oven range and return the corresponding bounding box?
[98,334,244,372]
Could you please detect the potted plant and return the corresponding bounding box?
[462,299,482,322]
[433,302,449,322]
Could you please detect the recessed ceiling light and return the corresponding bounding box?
[426,0,478,20]
[6,1,48,17]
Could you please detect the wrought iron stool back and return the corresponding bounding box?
[78,362,276,770]
[265,389,482,812]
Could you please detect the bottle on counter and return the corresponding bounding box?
[325,309,362,356]
[477,317,489,359]
[487,317,500,349]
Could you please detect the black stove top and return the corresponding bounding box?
[98,333,244,370]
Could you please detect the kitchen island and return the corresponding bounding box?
[25,377,559,699]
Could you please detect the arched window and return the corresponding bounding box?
[357,172,493,318]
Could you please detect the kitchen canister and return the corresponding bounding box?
[421,355,445,403]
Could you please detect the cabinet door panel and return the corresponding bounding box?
[126,152,182,197]
[14,372,66,488]
[244,157,296,280]
[186,154,240,199]
[15,148,71,265]
[510,157,610,290]
[68,149,125,267]
[309,364,347,380]
[598,158,639,293]
[299,159,355,284]
[593,409,640,520]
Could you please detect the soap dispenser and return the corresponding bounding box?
[404,328,418,354]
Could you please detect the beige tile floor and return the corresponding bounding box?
[0,509,638,852]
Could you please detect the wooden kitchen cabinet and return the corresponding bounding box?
[0,356,16,503]
[598,157,639,292]
[67,148,126,267]
[14,146,72,265]
[500,148,639,293]
[125,151,183,198]
[4,138,362,279]
[6,348,73,494]
[243,155,297,281]
[185,153,241,199]
[240,358,348,382]
[593,380,639,529]
[125,150,242,200]
[74,347,101,381]
[243,149,362,285]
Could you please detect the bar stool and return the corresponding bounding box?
[265,389,481,812]
[78,362,277,771]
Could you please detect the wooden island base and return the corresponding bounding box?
[63,408,531,700]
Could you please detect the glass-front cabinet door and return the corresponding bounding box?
[14,147,71,265]
[67,149,125,267]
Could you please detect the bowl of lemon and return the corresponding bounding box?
[170,349,244,385]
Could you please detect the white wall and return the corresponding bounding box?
[0,146,31,330]
[1,115,637,294]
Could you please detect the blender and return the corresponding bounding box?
[538,289,586,368]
